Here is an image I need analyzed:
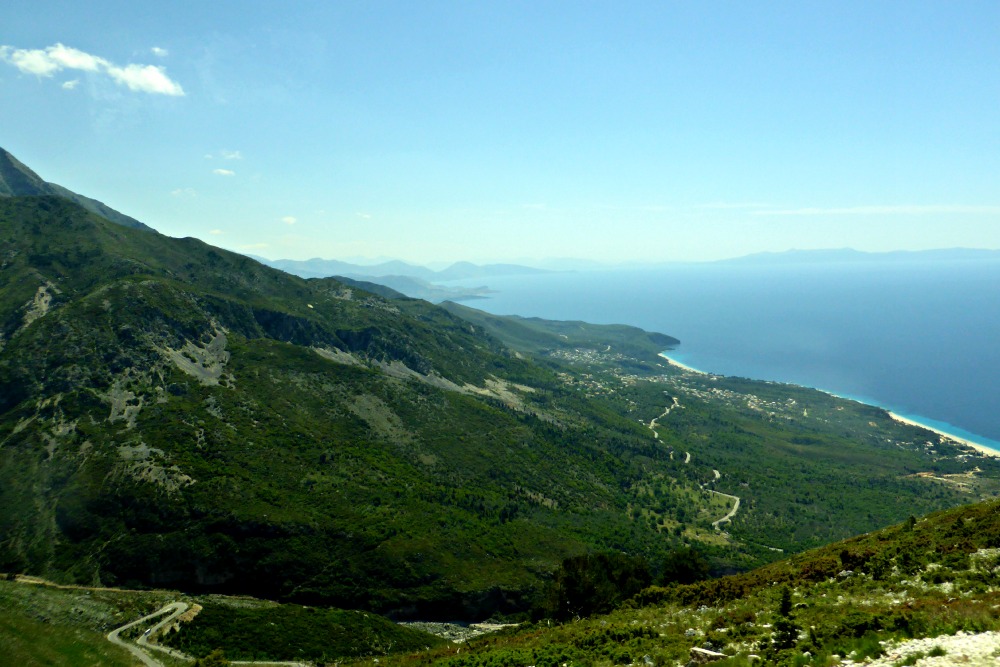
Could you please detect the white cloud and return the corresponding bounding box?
[356,212,372,220]
[106,63,184,96]
[171,187,197,198]
[755,205,1000,216]
[0,42,184,96]
[281,216,297,225]
[151,47,169,57]
[212,169,235,176]
[47,43,106,71]
[61,79,79,90]
[209,229,224,235]
[5,47,62,76]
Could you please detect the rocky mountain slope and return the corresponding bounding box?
[2,195,645,616]
[4,496,999,666]
[368,497,1000,667]
[2,149,999,623]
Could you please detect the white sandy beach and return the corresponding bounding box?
[888,412,1000,458]
[658,353,708,375]
[657,353,999,458]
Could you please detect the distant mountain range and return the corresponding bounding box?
[4,145,998,623]
[258,248,1000,298]
[253,257,550,302]
[259,256,550,281]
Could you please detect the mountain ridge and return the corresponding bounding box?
[3,151,999,624]
[0,147,153,232]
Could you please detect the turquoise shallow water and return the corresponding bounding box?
[662,352,1000,454]
[454,259,1000,451]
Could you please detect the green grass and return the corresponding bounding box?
[349,499,1000,667]
[4,195,1000,622]
[0,613,135,667]
[0,578,179,667]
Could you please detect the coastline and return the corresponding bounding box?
[887,412,1000,458]
[658,352,709,375]
[658,351,1000,459]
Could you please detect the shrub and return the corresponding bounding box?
[658,546,710,585]
[540,552,652,620]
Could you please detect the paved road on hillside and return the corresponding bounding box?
[646,397,680,440]
[107,602,188,667]
[107,600,312,667]
[647,401,741,529]
[710,493,741,529]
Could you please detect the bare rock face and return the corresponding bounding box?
[689,646,727,665]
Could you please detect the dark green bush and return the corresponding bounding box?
[538,552,652,620]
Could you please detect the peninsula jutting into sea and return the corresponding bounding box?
[5,2,1000,660]
[444,256,1000,452]
[660,353,1000,458]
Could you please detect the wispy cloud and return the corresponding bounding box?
[61,79,79,90]
[219,149,242,160]
[212,168,235,176]
[209,229,224,235]
[281,216,297,225]
[0,42,184,96]
[696,202,771,210]
[170,187,197,198]
[755,205,1000,216]
[205,149,243,160]
[151,47,169,58]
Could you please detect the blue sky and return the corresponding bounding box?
[2,1,999,264]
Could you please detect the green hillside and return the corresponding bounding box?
[355,498,1000,667]
[4,497,999,666]
[0,147,153,231]
[2,192,999,622]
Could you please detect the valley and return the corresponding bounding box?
[2,151,1000,665]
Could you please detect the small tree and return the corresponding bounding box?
[771,586,799,650]
[541,552,652,620]
[657,546,710,585]
[193,649,230,667]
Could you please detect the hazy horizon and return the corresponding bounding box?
[3,2,999,264]
[251,246,1000,270]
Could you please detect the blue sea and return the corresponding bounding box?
[454,258,1000,451]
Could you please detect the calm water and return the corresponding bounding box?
[457,260,1000,449]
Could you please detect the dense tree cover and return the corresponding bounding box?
[3,196,999,621]
[657,546,711,585]
[348,499,1000,667]
[163,602,444,663]
[536,552,651,620]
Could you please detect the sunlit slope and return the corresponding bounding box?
[0,196,725,616]
[2,194,998,620]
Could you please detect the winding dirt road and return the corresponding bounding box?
[646,397,680,440]
[107,602,188,667]
[107,601,312,667]
[710,492,741,529]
